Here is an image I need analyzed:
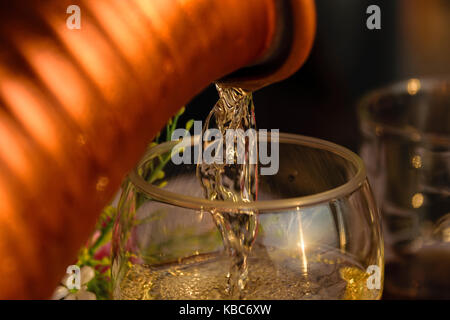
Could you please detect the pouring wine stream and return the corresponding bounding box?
[197,84,259,298]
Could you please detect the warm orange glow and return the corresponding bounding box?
[20,41,90,126]
[0,0,315,299]
[134,0,181,72]
[0,172,28,248]
[88,0,147,74]
[0,76,59,157]
[0,113,33,184]
[49,14,120,104]
[0,174,14,220]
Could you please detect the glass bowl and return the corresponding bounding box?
[112,133,384,300]
[359,77,450,299]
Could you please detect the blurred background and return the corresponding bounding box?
[182,0,450,152]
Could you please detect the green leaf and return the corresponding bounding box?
[185,119,194,132]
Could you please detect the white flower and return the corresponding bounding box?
[52,266,97,300]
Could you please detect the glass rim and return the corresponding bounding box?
[128,133,367,212]
[358,77,450,146]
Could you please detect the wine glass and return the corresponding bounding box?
[112,132,384,300]
[359,78,450,299]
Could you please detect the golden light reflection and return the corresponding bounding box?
[407,78,421,95]
[411,155,422,169]
[96,176,110,192]
[197,210,204,222]
[88,0,147,74]
[297,207,308,274]
[21,41,90,126]
[0,76,59,157]
[443,228,450,242]
[49,12,122,104]
[412,193,424,208]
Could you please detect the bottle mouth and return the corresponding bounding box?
[218,0,294,86]
[217,0,316,91]
[128,133,366,213]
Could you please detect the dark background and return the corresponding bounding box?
[181,0,449,152]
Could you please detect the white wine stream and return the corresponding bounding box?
[196,84,258,298]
